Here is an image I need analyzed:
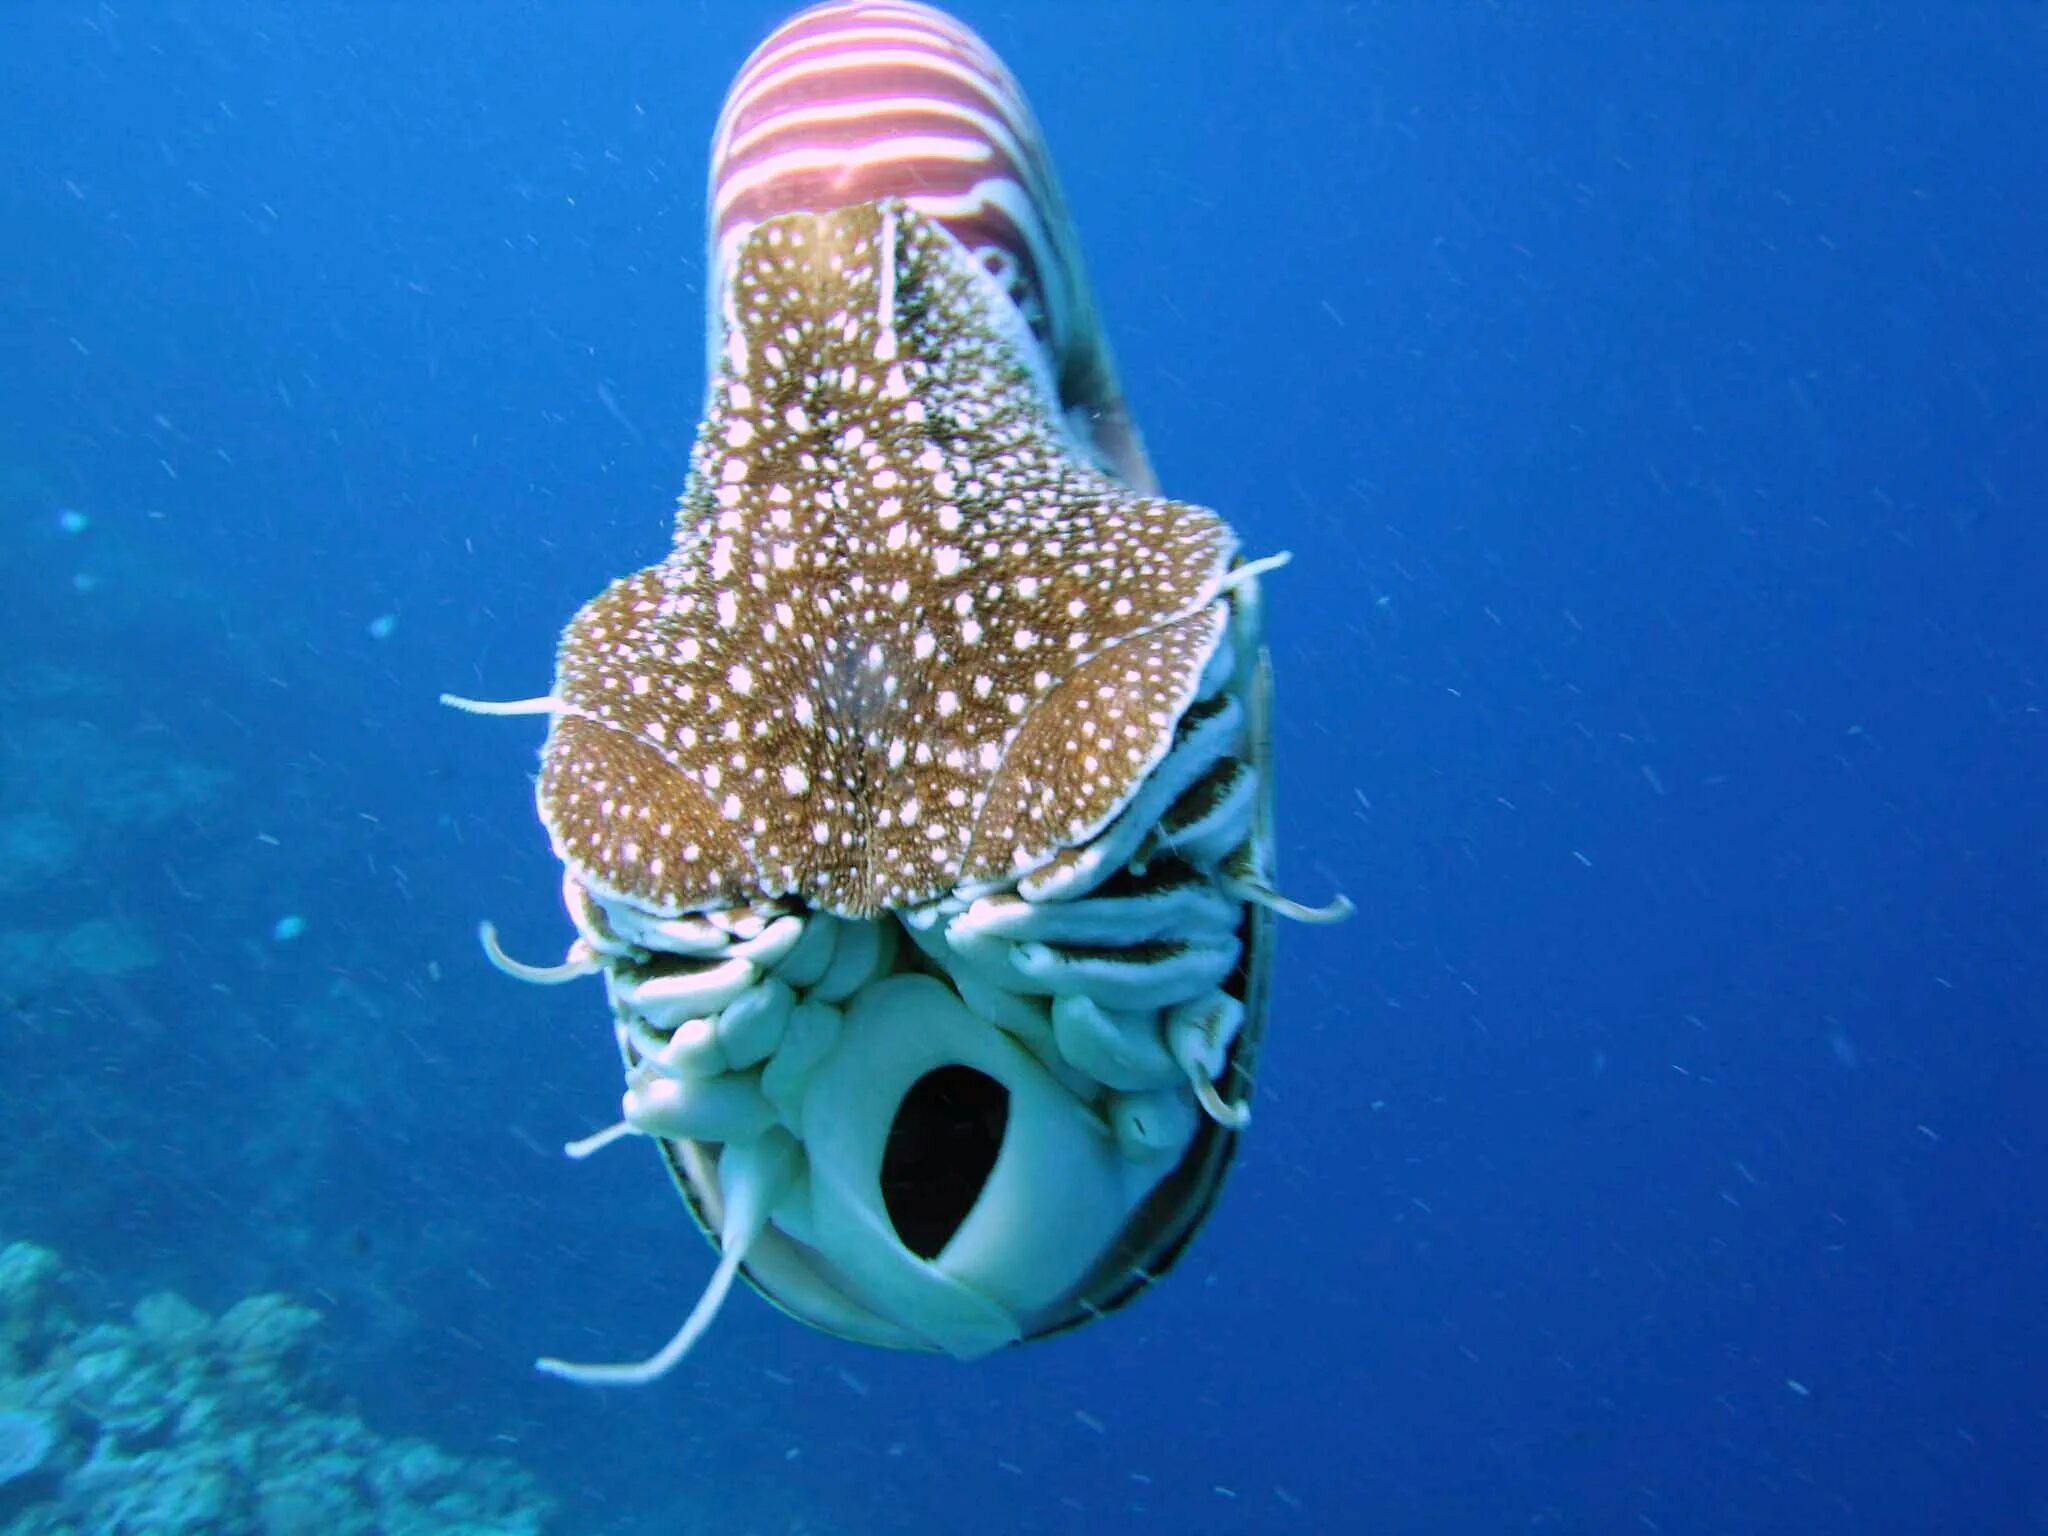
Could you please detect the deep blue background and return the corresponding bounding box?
[3,3,2043,1532]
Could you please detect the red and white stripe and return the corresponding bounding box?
[706,0,1156,493]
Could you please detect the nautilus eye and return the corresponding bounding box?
[447,0,1347,1384]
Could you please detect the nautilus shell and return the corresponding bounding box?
[448,0,1345,1382]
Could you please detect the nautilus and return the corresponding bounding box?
[447,0,1346,1382]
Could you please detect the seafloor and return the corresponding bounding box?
[0,480,579,1533]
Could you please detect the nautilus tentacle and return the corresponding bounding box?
[450,0,1347,1383]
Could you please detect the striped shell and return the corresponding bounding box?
[453,1,1343,1381]
[707,0,1156,494]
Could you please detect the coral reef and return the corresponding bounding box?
[0,1236,557,1536]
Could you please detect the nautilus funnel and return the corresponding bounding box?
[445,0,1346,1385]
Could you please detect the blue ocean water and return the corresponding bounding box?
[2,2,2043,1531]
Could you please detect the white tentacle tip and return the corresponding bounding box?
[1230,880,1355,925]
[562,1121,637,1160]
[533,1353,653,1389]
[1190,1074,1253,1131]
[1218,551,1293,594]
[479,920,602,984]
[439,691,564,717]
[536,1132,794,1388]
[1296,891,1355,925]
